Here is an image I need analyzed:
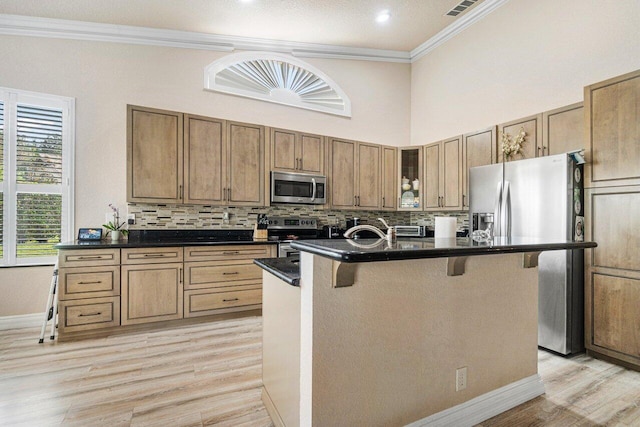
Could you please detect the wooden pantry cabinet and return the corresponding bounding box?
[583,68,640,370]
[57,249,121,334]
[271,127,325,174]
[127,106,266,206]
[424,136,463,211]
[329,138,382,210]
[183,245,274,318]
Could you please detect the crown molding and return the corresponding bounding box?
[0,1,509,64]
[0,14,410,63]
[410,0,511,62]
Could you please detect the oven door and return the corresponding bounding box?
[271,172,326,204]
[278,242,299,258]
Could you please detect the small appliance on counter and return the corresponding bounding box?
[395,225,425,238]
[322,225,343,239]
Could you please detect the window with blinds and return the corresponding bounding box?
[0,89,74,266]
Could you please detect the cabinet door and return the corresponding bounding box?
[585,69,640,187]
[462,126,497,210]
[227,121,265,206]
[442,136,463,210]
[299,134,324,174]
[127,105,183,203]
[381,146,397,210]
[543,102,584,156]
[398,147,423,211]
[424,142,441,210]
[330,138,356,209]
[356,143,381,209]
[184,115,226,204]
[271,128,297,172]
[499,114,542,162]
[121,262,184,325]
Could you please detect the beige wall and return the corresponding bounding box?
[411,0,640,144]
[0,35,410,315]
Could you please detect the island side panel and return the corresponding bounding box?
[301,253,539,427]
[262,272,301,427]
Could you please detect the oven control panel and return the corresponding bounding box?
[267,217,317,229]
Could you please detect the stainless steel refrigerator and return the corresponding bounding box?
[469,153,585,355]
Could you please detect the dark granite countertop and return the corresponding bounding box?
[254,256,300,286]
[54,229,277,250]
[290,237,597,263]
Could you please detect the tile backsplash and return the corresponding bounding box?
[128,203,470,231]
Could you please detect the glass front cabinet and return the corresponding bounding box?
[398,147,423,211]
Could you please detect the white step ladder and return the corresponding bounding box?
[38,260,59,343]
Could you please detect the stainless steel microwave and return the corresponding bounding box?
[271,172,326,205]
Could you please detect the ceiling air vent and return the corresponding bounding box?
[204,52,351,117]
[446,0,479,16]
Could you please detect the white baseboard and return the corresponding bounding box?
[406,374,545,427]
[0,313,43,330]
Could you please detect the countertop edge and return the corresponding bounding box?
[290,239,597,263]
[54,240,278,250]
[254,258,300,287]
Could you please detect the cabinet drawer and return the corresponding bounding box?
[184,288,262,317]
[184,245,272,262]
[59,249,120,267]
[59,266,120,300]
[58,297,120,333]
[185,260,262,290]
[122,247,183,264]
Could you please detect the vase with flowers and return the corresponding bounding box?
[500,127,527,161]
[103,204,129,241]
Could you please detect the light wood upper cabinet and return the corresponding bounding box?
[585,69,640,187]
[184,115,225,204]
[498,113,543,162]
[227,121,265,206]
[542,102,584,156]
[271,128,325,174]
[462,126,497,210]
[127,106,183,203]
[424,136,463,211]
[381,146,397,210]
[329,138,381,210]
[128,107,265,206]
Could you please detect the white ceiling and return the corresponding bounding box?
[0,0,486,52]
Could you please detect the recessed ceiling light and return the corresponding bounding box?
[239,0,254,3]
[376,10,391,23]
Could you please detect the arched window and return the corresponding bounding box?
[204,52,351,117]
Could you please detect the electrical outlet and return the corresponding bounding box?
[222,211,230,222]
[127,213,136,225]
[456,367,467,391]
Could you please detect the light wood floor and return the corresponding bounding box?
[2,316,640,426]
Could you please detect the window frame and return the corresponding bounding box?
[0,87,75,267]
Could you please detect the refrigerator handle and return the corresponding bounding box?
[494,181,503,236]
[502,181,511,237]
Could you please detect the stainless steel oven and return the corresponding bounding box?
[271,172,326,205]
[267,216,318,258]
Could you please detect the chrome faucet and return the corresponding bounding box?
[344,218,396,243]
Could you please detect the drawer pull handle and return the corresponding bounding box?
[142,254,168,258]
[77,256,104,260]
[78,281,102,285]
[222,251,240,255]
[223,298,239,302]
[223,272,239,275]
[79,312,102,317]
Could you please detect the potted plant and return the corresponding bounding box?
[103,204,129,241]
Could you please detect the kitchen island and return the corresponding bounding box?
[257,237,596,427]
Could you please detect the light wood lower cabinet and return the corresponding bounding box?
[121,248,184,325]
[57,249,121,336]
[183,245,274,318]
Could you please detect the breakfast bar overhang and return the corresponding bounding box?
[258,237,596,427]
